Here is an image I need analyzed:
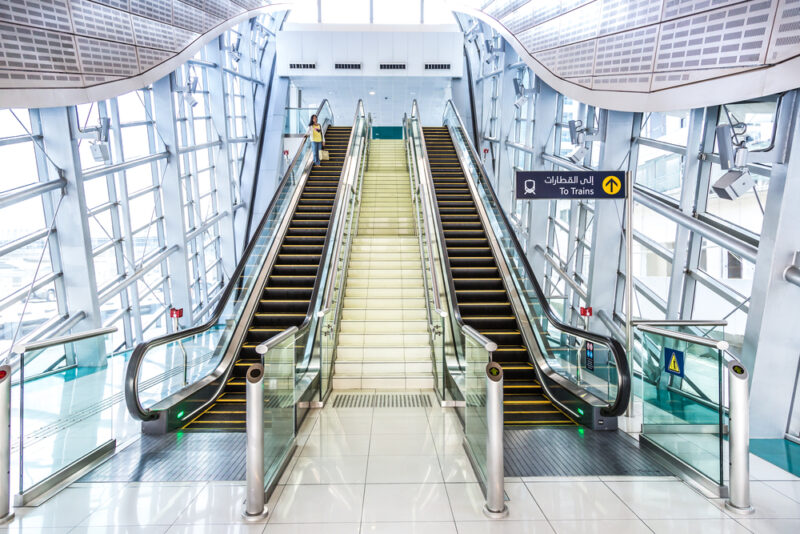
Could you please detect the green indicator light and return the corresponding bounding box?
[177,411,185,419]
[576,408,584,416]
[578,428,585,436]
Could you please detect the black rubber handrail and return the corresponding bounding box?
[125,100,335,421]
[438,100,630,417]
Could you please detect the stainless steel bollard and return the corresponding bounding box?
[484,361,508,518]
[0,365,13,524]
[243,364,268,521]
[725,360,754,514]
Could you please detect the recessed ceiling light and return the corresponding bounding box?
[369,91,376,95]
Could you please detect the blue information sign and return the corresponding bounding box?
[585,341,594,371]
[515,171,626,200]
[664,348,685,378]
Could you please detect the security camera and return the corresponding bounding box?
[711,169,755,200]
[566,144,589,164]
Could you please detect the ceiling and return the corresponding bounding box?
[292,76,452,126]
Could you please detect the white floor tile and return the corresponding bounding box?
[735,518,800,533]
[0,527,72,533]
[446,483,545,522]
[440,453,478,483]
[360,522,458,533]
[70,527,170,534]
[263,524,360,534]
[361,483,453,523]
[78,484,205,527]
[269,484,364,524]
[165,526,263,534]
[549,519,651,534]
[366,455,443,483]
[371,416,430,435]
[525,481,637,520]
[287,456,369,484]
[711,481,800,518]
[8,484,124,528]
[369,433,437,456]
[171,483,251,525]
[763,480,800,504]
[299,433,372,457]
[455,521,555,533]
[749,456,800,482]
[603,480,726,519]
[644,518,751,533]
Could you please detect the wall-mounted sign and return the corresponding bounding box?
[515,171,626,200]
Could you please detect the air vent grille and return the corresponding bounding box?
[335,63,361,70]
[379,63,406,70]
[289,63,316,69]
[425,63,451,70]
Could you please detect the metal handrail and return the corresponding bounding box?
[633,320,729,327]
[125,100,332,421]
[636,324,730,351]
[409,102,447,319]
[12,326,116,354]
[433,99,631,417]
[318,100,367,318]
[463,325,498,352]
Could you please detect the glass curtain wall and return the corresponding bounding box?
[454,14,779,361]
[0,13,282,359]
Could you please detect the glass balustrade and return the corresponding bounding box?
[637,324,726,487]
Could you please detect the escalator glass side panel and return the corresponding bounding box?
[182,127,353,431]
[422,127,573,427]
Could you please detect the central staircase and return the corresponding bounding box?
[333,139,433,389]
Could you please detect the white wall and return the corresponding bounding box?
[277,24,463,78]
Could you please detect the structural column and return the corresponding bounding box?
[152,77,195,326]
[741,91,800,438]
[38,107,105,366]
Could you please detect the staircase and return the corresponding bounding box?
[333,139,434,390]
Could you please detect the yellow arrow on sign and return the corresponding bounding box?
[602,175,621,195]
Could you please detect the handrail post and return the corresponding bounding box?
[725,360,754,515]
[0,365,13,524]
[243,364,268,521]
[484,361,508,518]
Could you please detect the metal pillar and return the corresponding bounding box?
[725,360,754,514]
[152,77,195,326]
[38,107,105,366]
[484,361,508,519]
[0,365,13,524]
[204,39,239,278]
[243,363,268,520]
[742,90,800,438]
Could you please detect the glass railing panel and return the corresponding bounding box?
[284,107,319,135]
[463,333,489,487]
[639,329,724,486]
[17,332,117,493]
[262,329,296,487]
[442,110,621,404]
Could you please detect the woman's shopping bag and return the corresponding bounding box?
[320,149,330,161]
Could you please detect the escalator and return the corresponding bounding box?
[182,126,352,430]
[124,99,369,434]
[422,127,573,426]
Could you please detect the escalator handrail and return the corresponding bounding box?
[411,103,469,339]
[318,101,366,318]
[440,99,630,417]
[407,103,447,320]
[125,100,333,421]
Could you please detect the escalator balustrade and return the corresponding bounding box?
[422,126,573,427]
[183,126,353,431]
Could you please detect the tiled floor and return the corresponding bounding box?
[5,392,800,533]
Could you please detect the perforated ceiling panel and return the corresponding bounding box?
[0,0,281,103]
[465,0,800,109]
